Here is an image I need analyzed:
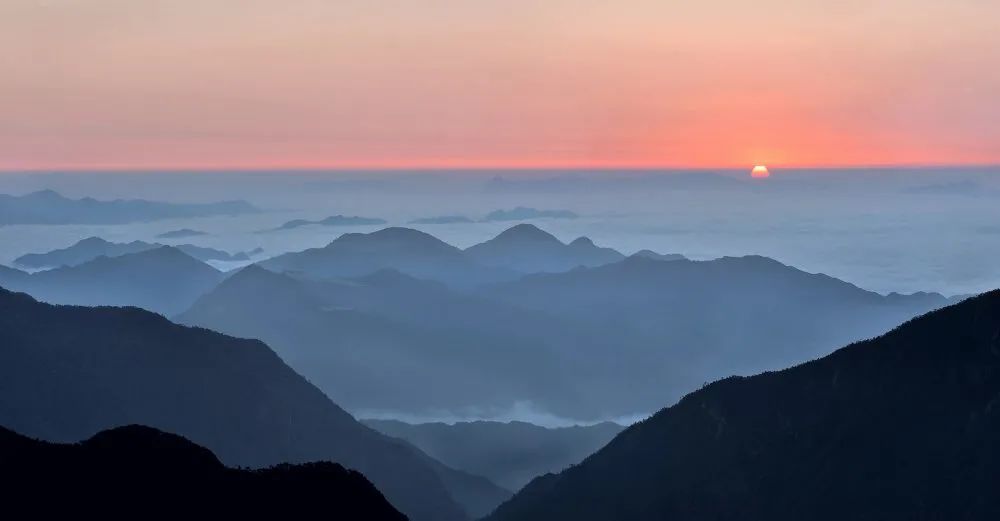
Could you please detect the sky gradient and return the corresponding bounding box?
[2,0,998,170]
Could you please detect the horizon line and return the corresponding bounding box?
[2,162,999,174]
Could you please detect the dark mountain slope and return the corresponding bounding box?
[486,290,1000,521]
[260,227,514,288]
[365,419,625,491]
[0,287,467,521]
[464,224,624,273]
[0,424,406,520]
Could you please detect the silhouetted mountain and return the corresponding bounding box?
[365,419,624,491]
[0,189,258,224]
[409,215,475,224]
[6,246,224,315]
[156,228,208,239]
[481,255,951,413]
[465,224,624,273]
[260,227,515,288]
[0,424,406,520]
[0,287,472,521]
[15,236,257,268]
[177,265,576,418]
[261,214,387,232]
[487,290,1000,521]
[482,207,578,221]
[630,249,686,262]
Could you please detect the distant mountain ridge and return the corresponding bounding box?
[486,290,1000,521]
[260,227,516,288]
[3,246,224,315]
[0,189,258,224]
[261,214,387,232]
[465,224,624,273]
[482,207,578,221]
[0,424,407,520]
[15,236,260,268]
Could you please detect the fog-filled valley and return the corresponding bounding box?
[3,168,1000,520]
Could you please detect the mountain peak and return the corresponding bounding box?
[491,224,562,244]
[569,236,595,247]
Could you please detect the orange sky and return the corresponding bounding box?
[1,0,998,170]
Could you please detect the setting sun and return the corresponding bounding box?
[751,165,770,178]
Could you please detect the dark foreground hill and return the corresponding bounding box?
[0,424,406,520]
[0,287,472,521]
[486,291,1000,521]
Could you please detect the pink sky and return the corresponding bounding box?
[1,0,998,170]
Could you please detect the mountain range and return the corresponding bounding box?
[0,189,258,224]
[464,224,626,273]
[0,285,511,520]
[14,236,261,268]
[486,291,1000,521]
[0,424,406,519]
[1,246,225,315]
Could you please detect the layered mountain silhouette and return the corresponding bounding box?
[464,224,624,273]
[15,236,258,268]
[365,419,624,491]
[0,424,406,519]
[260,227,515,288]
[2,246,224,315]
[0,189,258,224]
[177,265,578,415]
[0,286,496,521]
[188,243,951,419]
[480,255,951,412]
[486,290,1000,521]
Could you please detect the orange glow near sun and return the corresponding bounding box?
[751,165,770,178]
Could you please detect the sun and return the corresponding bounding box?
[751,165,770,179]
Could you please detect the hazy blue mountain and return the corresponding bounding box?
[0,287,477,521]
[482,207,578,221]
[0,424,407,520]
[9,246,225,315]
[261,214,387,232]
[15,237,153,268]
[15,237,257,269]
[259,227,515,288]
[155,228,209,239]
[481,255,951,413]
[486,290,1000,521]
[465,224,624,273]
[409,215,475,224]
[177,266,575,416]
[0,189,258,225]
[365,419,624,491]
[630,249,686,262]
